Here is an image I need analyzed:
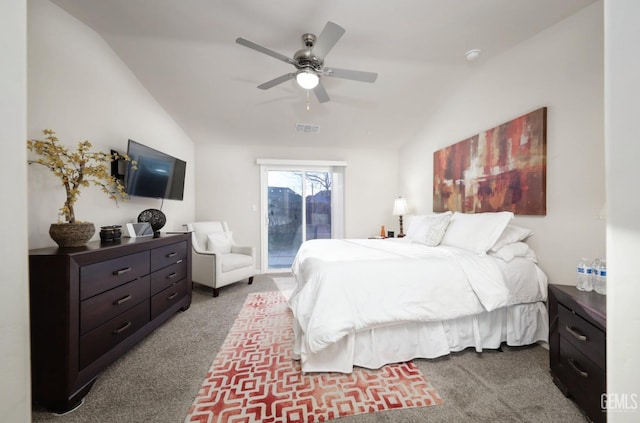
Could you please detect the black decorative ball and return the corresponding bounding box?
[137,209,167,233]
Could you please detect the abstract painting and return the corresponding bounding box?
[433,107,547,215]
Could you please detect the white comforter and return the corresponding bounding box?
[289,238,545,356]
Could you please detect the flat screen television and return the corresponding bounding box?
[123,139,186,201]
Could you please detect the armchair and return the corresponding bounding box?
[186,221,256,297]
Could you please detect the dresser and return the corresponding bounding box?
[548,284,606,423]
[29,233,192,413]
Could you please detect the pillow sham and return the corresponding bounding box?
[489,241,538,262]
[408,212,452,246]
[207,231,233,254]
[490,224,533,252]
[440,211,514,255]
[405,215,428,240]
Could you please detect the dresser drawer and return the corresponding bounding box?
[80,251,150,300]
[80,276,150,335]
[151,278,187,320]
[558,303,605,368]
[150,261,187,296]
[151,241,187,272]
[79,300,150,369]
[556,337,606,423]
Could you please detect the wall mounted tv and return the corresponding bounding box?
[124,139,186,201]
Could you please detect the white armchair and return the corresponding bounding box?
[186,221,256,297]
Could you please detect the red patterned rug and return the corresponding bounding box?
[185,291,442,423]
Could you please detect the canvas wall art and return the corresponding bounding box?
[433,107,547,215]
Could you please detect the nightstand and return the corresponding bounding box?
[548,284,606,423]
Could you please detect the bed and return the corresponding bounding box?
[288,211,549,373]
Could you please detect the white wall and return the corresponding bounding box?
[0,0,30,421]
[399,2,605,286]
[27,0,196,249]
[194,142,399,269]
[605,0,640,420]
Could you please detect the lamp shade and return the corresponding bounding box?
[393,197,408,216]
[296,71,319,89]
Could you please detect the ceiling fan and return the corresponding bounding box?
[236,21,377,103]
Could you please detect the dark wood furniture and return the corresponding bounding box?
[29,233,192,413]
[548,284,606,423]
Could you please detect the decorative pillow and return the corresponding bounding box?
[489,242,538,262]
[409,212,453,247]
[490,224,533,252]
[440,211,514,255]
[207,231,233,254]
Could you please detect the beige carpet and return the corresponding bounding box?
[31,273,588,422]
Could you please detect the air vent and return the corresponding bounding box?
[295,123,320,134]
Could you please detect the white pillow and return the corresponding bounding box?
[405,215,428,240]
[489,242,538,262]
[408,212,452,247]
[440,211,514,255]
[490,224,533,252]
[207,231,233,254]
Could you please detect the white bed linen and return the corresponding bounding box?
[297,302,549,373]
[289,238,548,373]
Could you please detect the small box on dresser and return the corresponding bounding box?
[29,233,192,414]
[548,284,606,423]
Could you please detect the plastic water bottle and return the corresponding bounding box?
[590,258,600,291]
[576,258,592,291]
[595,259,607,295]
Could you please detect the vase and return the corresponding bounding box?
[49,222,96,247]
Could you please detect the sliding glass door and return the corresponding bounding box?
[259,161,345,272]
[265,169,333,270]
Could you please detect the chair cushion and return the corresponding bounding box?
[207,232,233,254]
[220,253,253,273]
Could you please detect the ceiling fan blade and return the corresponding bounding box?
[311,21,345,59]
[313,81,330,103]
[257,73,295,90]
[323,67,378,83]
[236,37,298,66]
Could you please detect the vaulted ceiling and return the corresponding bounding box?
[51,0,596,149]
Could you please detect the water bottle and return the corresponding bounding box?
[595,259,607,295]
[590,258,600,292]
[576,258,592,291]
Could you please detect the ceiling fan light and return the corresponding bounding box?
[296,71,319,89]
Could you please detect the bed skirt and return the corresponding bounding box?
[293,301,549,373]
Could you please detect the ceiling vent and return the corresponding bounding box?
[295,123,320,134]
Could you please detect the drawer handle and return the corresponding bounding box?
[114,294,132,305]
[167,272,177,279]
[567,358,589,378]
[167,292,178,300]
[113,267,132,276]
[112,321,132,335]
[176,259,183,264]
[565,325,588,342]
[166,252,177,258]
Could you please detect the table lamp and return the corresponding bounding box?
[392,197,408,237]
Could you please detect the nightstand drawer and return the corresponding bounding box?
[558,303,605,368]
[556,337,606,423]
